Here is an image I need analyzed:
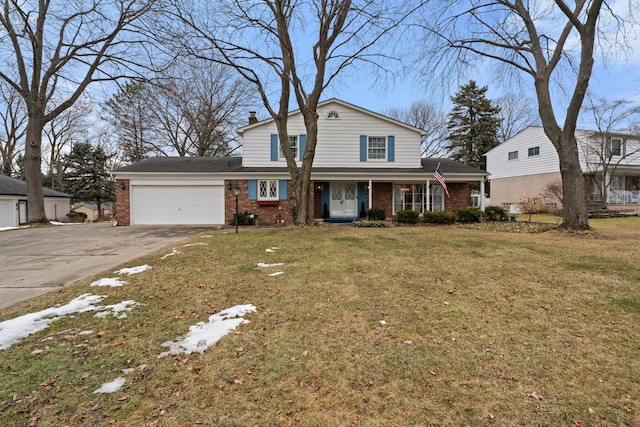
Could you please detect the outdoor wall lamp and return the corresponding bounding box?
[119,183,126,190]
[233,184,241,234]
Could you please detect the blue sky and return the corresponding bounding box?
[321,56,639,130]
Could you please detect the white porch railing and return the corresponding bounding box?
[607,190,640,204]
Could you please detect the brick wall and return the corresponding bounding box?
[115,179,130,226]
[226,180,313,226]
[371,182,393,217]
[446,183,471,211]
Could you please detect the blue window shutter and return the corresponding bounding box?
[360,135,367,162]
[270,134,278,161]
[388,135,395,162]
[299,134,306,161]
[279,180,288,200]
[248,180,257,200]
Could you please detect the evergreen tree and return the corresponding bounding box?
[63,142,115,220]
[445,81,501,169]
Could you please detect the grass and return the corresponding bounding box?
[1,217,640,426]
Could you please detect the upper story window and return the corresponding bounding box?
[368,136,386,160]
[528,146,540,157]
[258,179,279,200]
[508,151,518,160]
[609,138,622,156]
[279,136,298,159]
[327,111,340,119]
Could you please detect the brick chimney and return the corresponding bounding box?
[248,111,258,124]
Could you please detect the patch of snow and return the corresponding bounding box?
[256,262,284,268]
[268,272,284,277]
[158,304,256,358]
[94,300,141,319]
[49,221,81,226]
[115,265,152,275]
[90,278,127,287]
[78,330,93,336]
[160,249,181,260]
[183,242,208,247]
[0,294,105,350]
[0,225,29,232]
[379,320,387,326]
[265,247,280,252]
[0,294,143,350]
[93,377,126,394]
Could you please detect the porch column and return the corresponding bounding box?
[426,179,431,212]
[480,179,486,210]
[368,179,372,210]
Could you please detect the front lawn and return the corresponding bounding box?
[1,220,639,426]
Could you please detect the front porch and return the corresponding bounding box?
[586,172,640,208]
[312,180,474,221]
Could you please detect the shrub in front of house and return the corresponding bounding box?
[230,211,255,226]
[367,208,387,221]
[422,211,457,224]
[352,220,391,228]
[455,208,485,223]
[67,211,87,223]
[396,209,420,224]
[484,206,508,221]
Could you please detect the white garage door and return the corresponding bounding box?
[0,199,16,228]
[132,185,224,225]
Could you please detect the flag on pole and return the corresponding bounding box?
[434,163,450,198]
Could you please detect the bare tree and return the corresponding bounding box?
[386,101,448,157]
[0,0,162,222]
[167,0,424,225]
[104,81,163,162]
[149,60,254,157]
[43,100,91,190]
[419,1,636,230]
[0,82,27,176]
[495,93,540,142]
[582,97,640,208]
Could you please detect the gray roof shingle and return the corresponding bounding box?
[112,156,488,176]
[0,175,72,198]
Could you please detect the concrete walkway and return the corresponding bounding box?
[0,223,213,311]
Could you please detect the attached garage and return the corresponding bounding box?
[131,183,224,225]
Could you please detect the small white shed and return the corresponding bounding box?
[0,175,72,228]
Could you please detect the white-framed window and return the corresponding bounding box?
[528,146,540,157]
[279,136,298,159]
[258,179,279,200]
[502,202,512,209]
[609,138,622,156]
[508,151,518,160]
[392,183,444,213]
[368,136,386,160]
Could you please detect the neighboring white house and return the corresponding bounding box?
[485,126,640,212]
[113,98,489,226]
[0,175,72,228]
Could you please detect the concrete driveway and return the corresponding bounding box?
[0,223,214,311]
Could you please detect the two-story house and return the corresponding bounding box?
[112,99,488,226]
[485,126,640,212]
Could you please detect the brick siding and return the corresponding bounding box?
[115,179,130,226]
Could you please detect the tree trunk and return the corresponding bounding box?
[24,116,48,223]
[557,132,589,230]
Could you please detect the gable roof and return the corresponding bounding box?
[0,175,71,198]
[112,156,488,177]
[237,98,427,136]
